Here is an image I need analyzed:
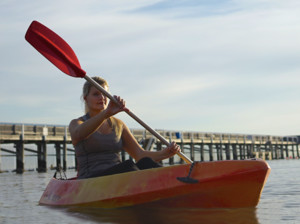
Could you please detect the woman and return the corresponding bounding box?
[69,76,181,179]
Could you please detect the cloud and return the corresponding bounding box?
[1,0,300,135]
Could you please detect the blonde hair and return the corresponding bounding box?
[82,76,123,140]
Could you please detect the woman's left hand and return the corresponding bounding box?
[164,141,181,157]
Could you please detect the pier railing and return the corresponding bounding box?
[131,129,298,144]
[0,123,299,173]
[0,123,70,142]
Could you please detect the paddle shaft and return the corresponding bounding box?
[84,75,192,164]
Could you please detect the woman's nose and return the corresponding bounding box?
[100,93,107,101]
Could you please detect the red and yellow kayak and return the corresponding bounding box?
[39,159,270,208]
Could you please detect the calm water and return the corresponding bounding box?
[0,159,300,224]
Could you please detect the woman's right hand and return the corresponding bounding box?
[163,141,181,158]
[105,95,129,117]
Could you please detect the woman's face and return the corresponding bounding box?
[85,85,108,112]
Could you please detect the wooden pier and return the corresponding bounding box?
[0,123,299,173]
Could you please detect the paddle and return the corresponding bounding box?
[25,20,192,164]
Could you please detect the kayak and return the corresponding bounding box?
[39,159,270,208]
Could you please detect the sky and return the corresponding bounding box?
[1,0,300,136]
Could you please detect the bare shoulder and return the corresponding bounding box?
[110,117,129,134]
[111,116,125,125]
[69,118,83,132]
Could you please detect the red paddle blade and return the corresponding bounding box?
[25,20,86,78]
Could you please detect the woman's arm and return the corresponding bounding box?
[121,123,180,162]
[69,95,127,146]
[69,110,109,146]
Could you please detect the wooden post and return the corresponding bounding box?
[243,144,247,159]
[242,136,246,159]
[156,142,162,152]
[37,126,48,172]
[216,144,220,160]
[245,145,249,159]
[245,144,249,159]
[156,142,163,165]
[219,134,223,160]
[190,133,194,161]
[232,144,238,160]
[190,143,195,161]
[274,142,278,160]
[208,143,214,161]
[226,135,231,160]
[246,144,250,158]
[180,136,184,164]
[63,127,68,171]
[37,139,47,172]
[249,141,254,158]
[200,142,204,161]
[258,136,262,158]
[168,132,174,165]
[169,156,174,165]
[275,138,278,158]
[238,144,242,160]
[16,125,25,174]
[16,141,24,174]
[225,144,230,160]
[275,138,279,159]
[209,144,213,161]
[62,141,67,171]
[55,142,61,171]
[291,144,295,159]
[285,145,289,158]
[269,143,273,160]
[280,143,284,159]
[209,135,213,161]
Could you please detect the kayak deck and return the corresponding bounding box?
[39,159,270,208]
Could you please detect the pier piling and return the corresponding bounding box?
[37,140,47,172]
[16,141,24,174]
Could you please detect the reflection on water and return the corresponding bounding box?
[66,206,258,224]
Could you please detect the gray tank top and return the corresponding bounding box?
[75,114,123,179]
